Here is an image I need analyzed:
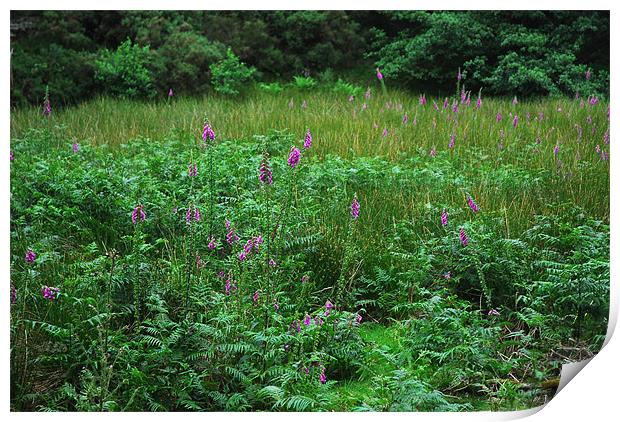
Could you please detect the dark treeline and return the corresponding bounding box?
[10,10,609,106]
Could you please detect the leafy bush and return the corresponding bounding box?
[95,39,156,99]
[258,82,284,94]
[10,43,96,106]
[371,11,610,97]
[332,79,363,98]
[210,48,256,96]
[291,75,317,90]
[154,30,227,94]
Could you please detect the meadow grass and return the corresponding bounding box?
[10,86,610,233]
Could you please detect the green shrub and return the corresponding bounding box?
[95,39,156,99]
[292,75,317,90]
[258,82,284,94]
[209,48,256,96]
[10,43,96,106]
[154,30,227,94]
[332,79,363,98]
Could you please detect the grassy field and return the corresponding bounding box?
[10,87,610,411]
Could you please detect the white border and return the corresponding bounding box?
[3,2,617,421]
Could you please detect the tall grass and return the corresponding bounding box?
[10,87,610,231]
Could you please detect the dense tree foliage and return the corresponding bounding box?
[10,10,609,105]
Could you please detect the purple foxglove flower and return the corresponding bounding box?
[419,94,427,105]
[452,102,459,114]
[441,209,448,226]
[467,196,479,213]
[382,128,388,137]
[361,102,368,111]
[186,207,192,224]
[225,220,239,244]
[496,112,502,122]
[43,99,51,117]
[303,129,313,149]
[10,151,14,161]
[188,163,197,177]
[512,96,518,105]
[208,236,217,250]
[319,368,327,384]
[476,97,482,109]
[72,142,79,153]
[589,96,599,106]
[554,144,560,156]
[168,88,173,98]
[202,121,215,143]
[325,300,334,311]
[457,68,462,81]
[430,146,436,157]
[465,93,471,106]
[303,313,311,326]
[239,251,247,262]
[225,277,232,295]
[259,154,273,185]
[459,228,468,246]
[603,131,609,145]
[253,290,260,303]
[132,204,146,224]
[355,314,362,324]
[512,115,519,128]
[402,114,408,124]
[585,69,591,80]
[461,90,467,104]
[288,146,301,168]
[269,258,276,267]
[350,194,360,219]
[443,98,449,109]
[314,316,323,326]
[433,101,439,111]
[488,309,500,316]
[41,286,60,301]
[443,271,451,279]
[253,235,263,251]
[448,133,455,149]
[274,302,279,311]
[11,284,17,304]
[25,249,36,263]
[376,68,383,81]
